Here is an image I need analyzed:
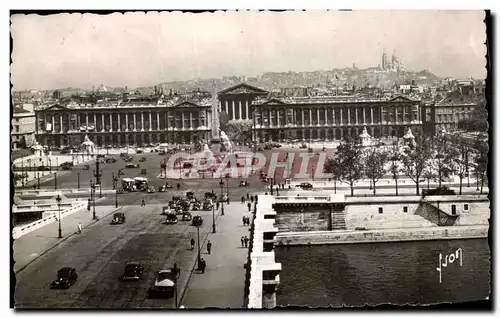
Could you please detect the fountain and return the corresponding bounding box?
[81,134,96,155]
[220,130,233,153]
[359,126,373,147]
[30,139,44,157]
[402,127,416,147]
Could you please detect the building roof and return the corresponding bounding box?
[13,106,31,114]
[218,83,268,96]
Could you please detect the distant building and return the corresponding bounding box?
[12,105,36,150]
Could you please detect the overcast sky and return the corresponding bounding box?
[10,10,487,91]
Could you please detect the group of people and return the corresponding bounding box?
[242,215,251,226]
[190,238,213,274]
[241,236,250,248]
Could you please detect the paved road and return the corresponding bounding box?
[14,194,225,309]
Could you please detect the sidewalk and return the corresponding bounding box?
[13,203,120,273]
[181,201,252,308]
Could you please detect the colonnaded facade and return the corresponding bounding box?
[34,83,425,148]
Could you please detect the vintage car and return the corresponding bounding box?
[202,200,213,211]
[192,202,202,211]
[146,186,156,194]
[111,212,126,224]
[181,212,192,221]
[136,148,144,154]
[51,267,78,289]
[120,262,144,281]
[149,269,178,298]
[165,212,178,224]
[191,215,203,227]
[83,164,90,170]
[118,169,125,176]
[218,194,228,203]
[139,157,146,162]
[125,163,139,169]
[141,169,148,175]
[299,182,313,190]
[161,206,172,215]
[239,180,249,187]
[105,157,117,163]
[204,192,216,200]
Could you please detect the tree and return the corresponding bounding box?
[474,143,488,194]
[389,142,403,196]
[363,147,389,195]
[219,111,230,132]
[453,145,471,195]
[324,156,343,194]
[224,120,253,145]
[401,136,433,195]
[336,137,363,196]
[422,164,437,190]
[433,138,459,188]
[17,136,27,149]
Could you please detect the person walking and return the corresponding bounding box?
[244,236,249,248]
[246,193,250,201]
[216,201,220,210]
[141,198,146,206]
[242,216,246,226]
[207,240,212,255]
[190,238,195,250]
[241,236,245,248]
[226,197,230,205]
[77,223,82,234]
[247,202,251,212]
[200,258,206,274]
[250,196,254,203]
[241,196,245,204]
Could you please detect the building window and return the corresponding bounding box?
[15,126,19,132]
[378,207,383,214]
[403,206,408,213]
[464,204,469,211]
[451,204,457,215]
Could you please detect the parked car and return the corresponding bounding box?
[181,212,192,221]
[141,169,147,175]
[422,186,456,196]
[136,148,143,154]
[191,215,203,227]
[192,202,201,211]
[125,163,139,168]
[120,262,144,281]
[165,212,178,224]
[139,157,146,162]
[147,186,155,193]
[149,269,177,298]
[105,158,117,163]
[202,200,213,211]
[61,164,72,171]
[161,207,172,215]
[51,267,78,289]
[111,212,126,224]
[38,165,51,171]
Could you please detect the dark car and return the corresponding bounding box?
[97,154,106,158]
[149,269,178,298]
[192,202,201,211]
[105,158,117,163]
[111,212,126,224]
[239,180,249,187]
[120,262,144,281]
[181,212,192,221]
[422,186,456,196]
[191,215,203,227]
[51,267,78,289]
[165,212,178,224]
[125,163,139,168]
[299,182,313,190]
[61,164,72,171]
[38,165,51,171]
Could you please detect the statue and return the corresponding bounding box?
[30,139,44,157]
[220,130,233,153]
[359,126,372,147]
[81,134,96,154]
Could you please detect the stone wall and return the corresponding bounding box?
[275,208,330,232]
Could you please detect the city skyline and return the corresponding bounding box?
[11,10,487,91]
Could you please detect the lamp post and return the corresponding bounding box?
[54,172,57,190]
[212,203,216,233]
[37,172,40,189]
[225,174,230,198]
[196,225,201,269]
[93,159,102,198]
[56,194,62,238]
[48,158,52,172]
[77,172,80,189]
[90,180,97,220]
[113,174,119,208]
[219,180,225,215]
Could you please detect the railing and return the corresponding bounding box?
[12,201,87,239]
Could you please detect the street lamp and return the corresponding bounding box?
[90,180,97,220]
[219,180,225,215]
[54,172,57,190]
[212,203,216,233]
[77,172,80,189]
[93,158,103,198]
[37,172,40,189]
[48,158,52,172]
[225,174,230,198]
[196,224,202,270]
[56,194,62,238]
[113,174,119,208]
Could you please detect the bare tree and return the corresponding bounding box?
[363,147,389,195]
[389,142,403,196]
[433,138,458,188]
[474,143,488,194]
[401,136,433,195]
[336,137,363,196]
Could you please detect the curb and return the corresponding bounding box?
[14,205,123,274]
[177,208,223,307]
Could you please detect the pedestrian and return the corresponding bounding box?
[241,196,245,204]
[226,197,229,205]
[250,196,254,203]
[207,240,212,255]
[190,238,195,250]
[216,201,220,210]
[242,216,246,226]
[247,202,251,212]
[244,236,249,248]
[246,193,250,201]
[77,222,82,234]
[141,198,146,206]
[241,236,245,248]
[200,258,206,274]
[177,183,181,190]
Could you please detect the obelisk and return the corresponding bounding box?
[211,82,220,140]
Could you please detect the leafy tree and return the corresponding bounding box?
[474,143,488,194]
[422,165,437,190]
[224,120,253,144]
[336,136,363,196]
[453,145,472,195]
[401,136,433,195]
[363,147,389,195]
[433,138,459,188]
[388,142,403,196]
[324,156,342,194]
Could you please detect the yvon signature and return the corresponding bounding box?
[436,248,463,284]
